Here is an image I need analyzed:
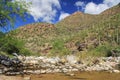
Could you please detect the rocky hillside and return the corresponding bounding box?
[9,3,120,56]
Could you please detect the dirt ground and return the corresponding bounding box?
[0,72,120,80]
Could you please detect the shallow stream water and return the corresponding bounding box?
[0,71,120,80]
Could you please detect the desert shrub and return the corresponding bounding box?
[19,48,32,56]
[107,48,120,57]
[88,44,112,57]
[0,36,22,53]
[51,39,70,56]
[0,35,32,55]
[52,39,64,51]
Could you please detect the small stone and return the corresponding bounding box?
[46,69,52,73]
[34,70,41,74]
[23,76,31,80]
[27,70,34,74]
[69,73,75,76]
[115,64,120,70]
[0,69,3,74]
[62,68,68,73]
[66,73,75,76]
[66,55,77,65]
[41,70,46,74]
[72,68,78,71]
[54,69,61,72]
[113,70,120,73]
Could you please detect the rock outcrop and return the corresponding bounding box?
[0,55,120,75]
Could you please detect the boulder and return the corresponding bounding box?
[66,55,77,65]
[115,64,120,70]
[113,70,120,73]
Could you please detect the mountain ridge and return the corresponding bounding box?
[7,3,120,56]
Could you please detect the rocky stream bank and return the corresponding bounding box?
[0,55,120,75]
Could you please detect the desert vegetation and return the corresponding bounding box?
[1,4,119,58]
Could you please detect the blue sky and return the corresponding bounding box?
[2,0,120,32]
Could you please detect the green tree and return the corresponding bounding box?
[0,35,32,55]
[0,0,29,31]
[0,0,30,55]
[0,31,5,38]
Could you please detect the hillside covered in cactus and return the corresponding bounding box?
[1,4,120,57]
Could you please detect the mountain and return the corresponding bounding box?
[101,3,120,15]
[8,4,120,56]
[56,11,98,30]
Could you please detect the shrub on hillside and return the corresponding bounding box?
[51,39,70,56]
[109,47,120,57]
[0,36,32,55]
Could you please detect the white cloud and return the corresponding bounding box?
[84,2,109,14]
[84,0,120,14]
[104,0,120,7]
[75,1,84,7]
[16,0,61,23]
[75,1,85,11]
[59,12,70,20]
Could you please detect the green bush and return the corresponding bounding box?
[19,48,32,56]
[51,39,70,56]
[52,39,64,51]
[0,35,32,56]
[88,44,112,57]
[113,47,120,56]
[0,36,22,54]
